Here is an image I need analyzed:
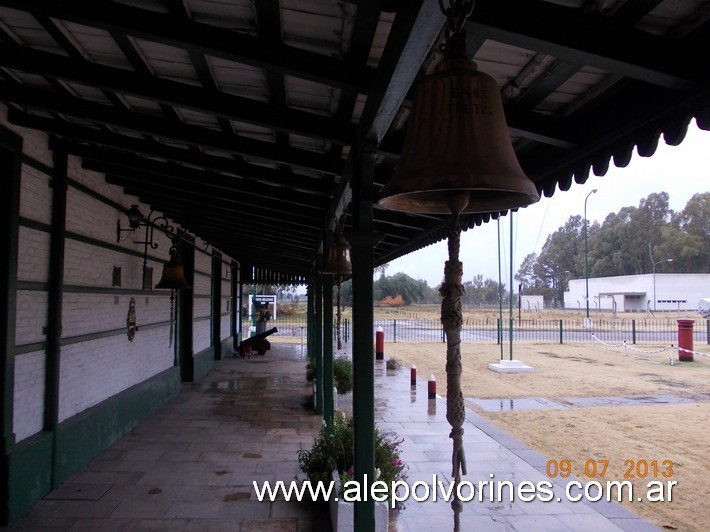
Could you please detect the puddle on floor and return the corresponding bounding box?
[563,394,696,408]
[468,394,701,411]
[467,397,568,412]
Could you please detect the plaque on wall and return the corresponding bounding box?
[127,297,137,341]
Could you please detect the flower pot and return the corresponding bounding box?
[330,470,388,532]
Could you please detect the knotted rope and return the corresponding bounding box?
[439,216,467,519]
[335,280,343,350]
[168,289,175,348]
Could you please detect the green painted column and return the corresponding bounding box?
[509,212,514,361]
[306,283,314,365]
[314,274,324,415]
[211,250,222,360]
[349,139,379,531]
[0,131,22,525]
[236,262,244,344]
[323,274,334,430]
[177,238,195,381]
[306,282,315,411]
[349,233,379,531]
[46,150,68,488]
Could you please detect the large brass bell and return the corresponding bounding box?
[155,245,191,290]
[379,55,539,214]
[322,239,352,277]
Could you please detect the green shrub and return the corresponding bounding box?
[305,357,353,395]
[297,413,407,511]
[333,358,352,394]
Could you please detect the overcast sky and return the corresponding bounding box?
[387,120,710,288]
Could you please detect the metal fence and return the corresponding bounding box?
[264,316,710,345]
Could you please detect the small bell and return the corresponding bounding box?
[322,239,352,277]
[379,38,539,215]
[155,246,191,290]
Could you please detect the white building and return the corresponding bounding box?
[564,274,710,313]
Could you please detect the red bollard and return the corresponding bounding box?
[677,319,695,361]
[428,375,436,399]
[410,365,417,386]
[375,326,384,360]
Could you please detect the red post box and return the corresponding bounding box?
[677,319,694,362]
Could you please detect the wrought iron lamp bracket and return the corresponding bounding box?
[117,206,188,290]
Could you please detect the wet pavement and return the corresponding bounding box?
[2,342,659,531]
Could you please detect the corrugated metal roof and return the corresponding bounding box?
[0,0,707,277]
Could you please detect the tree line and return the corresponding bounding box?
[339,267,511,307]
[516,192,709,306]
[255,192,708,309]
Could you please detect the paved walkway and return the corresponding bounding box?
[3,342,658,531]
[366,362,658,531]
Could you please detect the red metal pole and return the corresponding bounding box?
[375,326,384,360]
[428,375,436,399]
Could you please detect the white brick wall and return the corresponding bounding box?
[221,278,231,296]
[0,104,53,168]
[221,314,232,340]
[192,271,211,296]
[193,297,211,319]
[13,351,46,442]
[3,109,240,443]
[61,293,171,339]
[66,186,122,244]
[58,329,173,422]
[17,226,50,284]
[67,156,126,203]
[194,245,211,272]
[19,165,53,225]
[193,320,211,353]
[15,290,48,345]
[63,239,142,288]
[192,263,212,354]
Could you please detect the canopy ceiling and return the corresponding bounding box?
[0,0,708,278]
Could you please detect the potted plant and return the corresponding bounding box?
[297,413,408,531]
[306,357,353,396]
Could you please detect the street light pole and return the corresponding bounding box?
[584,189,597,325]
[652,257,673,312]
